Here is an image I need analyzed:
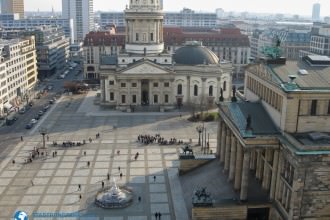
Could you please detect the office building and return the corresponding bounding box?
[23,26,70,78]
[62,0,94,42]
[100,8,217,28]
[312,3,321,22]
[1,0,24,19]
[0,36,37,117]
[0,16,73,39]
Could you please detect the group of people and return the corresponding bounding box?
[137,134,184,146]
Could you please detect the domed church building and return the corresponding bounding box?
[99,0,232,111]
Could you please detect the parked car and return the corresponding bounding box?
[34,115,40,120]
[43,105,50,111]
[30,119,37,124]
[25,123,33,129]
[38,111,44,116]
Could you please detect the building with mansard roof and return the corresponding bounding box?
[98,0,232,111]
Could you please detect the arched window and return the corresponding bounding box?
[194,85,198,96]
[209,86,213,96]
[223,81,227,91]
[177,84,182,95]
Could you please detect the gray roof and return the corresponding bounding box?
[223,102,279,138]
[100,55,117,65]
[268,60,330,90]
[173,45,219,65]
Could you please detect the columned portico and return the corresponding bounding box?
[240,149,251,201]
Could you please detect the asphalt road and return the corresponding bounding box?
[0,64,83,157]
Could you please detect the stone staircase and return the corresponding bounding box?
[192,205,247,220]
[133,105,160,112]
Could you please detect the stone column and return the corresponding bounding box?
[220,126,226,163]
[250,149,256,170]
[262,149,272,191]
[234,142,243,190]
[187,76,191,103]
[228,135,237,181]
[270,150,279,200]
[224,129,231,172]
[240,149,251,201]
[256,150,264,180]
[216,120,223,158]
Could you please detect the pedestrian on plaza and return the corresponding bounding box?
[153,175,156,182]
[120,172,123,179]
[159,212,162,219]
[117,150,120,155]
[84,151,86,156]
[89,137,92,143]
[118,166,120,171]
[107,173,110,180]
[31,180,34,186]
[12,160,15,165]
[21,136,23,141]
[102,181,104,189]
[155,212,159,219]
[55,151,57,156]
[79,194,82,201]
[87,161,90,167]
[138,196,141,202]
[78,184,81,191]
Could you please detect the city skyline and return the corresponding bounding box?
[22,0,330,16]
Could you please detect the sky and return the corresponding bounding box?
[23,0,330,16]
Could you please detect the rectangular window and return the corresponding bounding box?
[132,82,137,87]
[164,94,169,103]
[132,95,136,103]
[121,95,126,104]
[110,92,114,101]
[150,33,154,41]
[153,82,158,87]
[136,33,139,41]
[154,95,158,104]
[164,82,169,87]
[311,100,317,116]
[121,83,126,88]
[109,80,114,85]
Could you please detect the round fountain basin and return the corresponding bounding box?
[95,185,133,209]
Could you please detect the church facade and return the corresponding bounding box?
[99,0,232,111]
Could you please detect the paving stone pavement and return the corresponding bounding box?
[0,93,217,220]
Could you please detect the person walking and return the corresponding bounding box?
[154,212,159,219]
[138,196,141,202]
[153,175,156,182]
[78,184,81,191]
[79,194,82,201]
[159,212,162,219]
[107,173,110,180]
[120,172,123,179]
[102,181,105,189]
[118,166,120,172]
[21,136,23,141]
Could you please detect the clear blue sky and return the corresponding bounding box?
[23,0,330,16]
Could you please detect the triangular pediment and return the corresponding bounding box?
[120,61,172,75]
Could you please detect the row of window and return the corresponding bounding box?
[310,100,330,116]
[246,76,283,112]
[110,93,169,104]
[110,81,170,88]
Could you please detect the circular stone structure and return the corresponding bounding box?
[95,178,133,209]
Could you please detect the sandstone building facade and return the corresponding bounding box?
[217,55,330,219]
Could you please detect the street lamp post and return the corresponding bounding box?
[39,127,48,149]
[196,125,203,146]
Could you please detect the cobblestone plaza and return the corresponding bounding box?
[0,92,217,220]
